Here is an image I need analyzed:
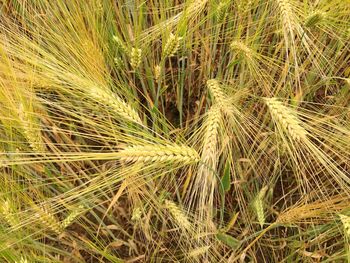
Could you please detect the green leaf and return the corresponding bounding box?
[216,232,240,249]
[221,159,231,192]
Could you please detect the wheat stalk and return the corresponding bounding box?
[88,87,142,124]
[119,144,200,164]
[162,33,182,59]
[164,199,191,231]
[264,98,307,141]
[130,47,142,69]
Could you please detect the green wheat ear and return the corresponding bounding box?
[130,47,142,69]
[162,33,183,59]
[253,186,268,228]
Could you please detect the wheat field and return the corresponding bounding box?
[0,0,350,262]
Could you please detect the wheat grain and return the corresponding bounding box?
[164,199,191,230]
[88,87,142,124]
[119,144,200,164]
[130,48,142,69]
[163,33,182,59]
[264,98,307,141]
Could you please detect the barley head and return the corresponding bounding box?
[119,144,200,164]
[130,48,142,69]
[164,199,191,231]
[264,98,307,141]
[162,33,182,59]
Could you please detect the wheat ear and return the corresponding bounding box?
[253,186,268,228]
[305,11,325,28]
[0,199,19,227]
[230,41,254,61]
[206,79,226,106]
[130,47,142,69]
[112,35,128,54]
[202,105,221,164]
[339,214,350,238]
[18,103,45,152]
[264,98,307,141]
[119,144,200,164]
[88,87,142,124]
[162,33,182,59]
[164,199,191,231]
[33,204,62,235]
[61,205,84,229]
[276,0,295,32]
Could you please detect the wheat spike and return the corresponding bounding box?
[206,79,226,106]
[339,214,350,238]
[119,144,200,164]
[276,0,295,31]
[253,186,268,228]
[305,11,325,28]
[162,33,182,59]
[131,206,142,222]
[15,257,28,263]
[230,41,254,61]
[88,87,142,124]
[188,246,211,258]
[18,103,45,153]
[154,65,161,82]
[0,199,19,227]
[112,35,128,54]
[264,98,307,141]
[61,205,84,229]
[216,2,228,22]
[202,105,221,163]
[114,57,124,69]
[164,199,191,231]
[130,48,142,69]
[33,204,62,235]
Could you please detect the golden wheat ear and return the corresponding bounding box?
[264,97,307,141]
